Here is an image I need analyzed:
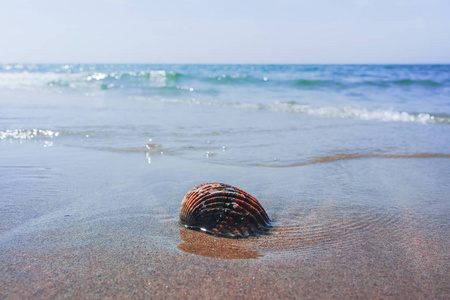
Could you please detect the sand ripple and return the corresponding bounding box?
[178,205,407,260]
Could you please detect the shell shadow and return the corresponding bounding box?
[177,228,263,259]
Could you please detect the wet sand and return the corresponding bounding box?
[1,144,450,299]
[1,213,448,299]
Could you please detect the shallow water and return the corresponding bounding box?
[1,64,449,298]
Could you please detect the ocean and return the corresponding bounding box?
[1,64,449,298]
[1,64,450,165]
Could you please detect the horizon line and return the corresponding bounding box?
[2,62,450,66]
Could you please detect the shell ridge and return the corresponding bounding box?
[187,192,248,213]
[180,183,271,238]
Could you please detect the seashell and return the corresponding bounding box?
[180,183,271,238]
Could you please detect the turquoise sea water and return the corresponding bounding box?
[1,64,450,167]
[1,64,450,297]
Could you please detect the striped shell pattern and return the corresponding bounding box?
[180,183,271,238]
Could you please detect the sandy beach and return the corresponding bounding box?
[1,64,450,298]
[1,142,449,299]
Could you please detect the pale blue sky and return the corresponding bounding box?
[1,0,449,63]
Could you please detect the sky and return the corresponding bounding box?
[0,0,449,64]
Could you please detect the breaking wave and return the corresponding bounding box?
[1,64,449,92]
[0,70,189,91]
[130,96,450,125]
[269,102,450,124]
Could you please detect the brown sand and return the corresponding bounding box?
[1,211,449,299]
[1,150,449,299]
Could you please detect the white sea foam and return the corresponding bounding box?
[130,96,446,125]
[0,72,86,90]
[0,129,59,140]
[0,70,181,91]
[269,102,440,124]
